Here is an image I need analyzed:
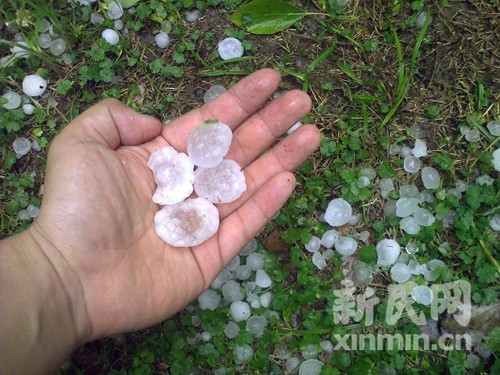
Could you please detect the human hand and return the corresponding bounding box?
[30,69,320,342]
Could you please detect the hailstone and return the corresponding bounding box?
[102,29,119,46]
[194,159,246,203]
[218,37,244,60]
[154,198,219,247]
[155,32,170,48]
[187,121,233,167]
[22,75,48,97]
[147,146,195,205]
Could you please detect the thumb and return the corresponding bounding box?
[59,99,162,149]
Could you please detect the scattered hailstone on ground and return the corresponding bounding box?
[395,197,419,217]
[462,127,481,142]
[148,146,195,205]
[240,237,257,256]
[465,354,480,369]
[194,159,246,204]
[233,344,253,364]
[400,216,421,235]
[187,121,233,167]
[22,75,47,97]
[286,357,301,374]
[186,10,200,22]
[154,198,219,247]
[376,239,400,267]
[299,359,324,375]
[38,34,51,49]
[222,280,243,302]
[155,32,170,48]
[335,236,357,257]
[102,29,119,46]
[413,207,435,226]
[404,155,421,173]
[106,1,123,19]
[352,261,373,286]
[50,38,66,55]
[400,184,419,198]
[255,269,272,288]
[320,229,339,248]
[246,315,267,338]
[305,236,321,252]
[411,139,427,158]
[312,252,327,270]
[415,11,431,28]
[11,41,31,58]
[389,144,400,155]
[246,252,264,271]
[356,176,370,188]
[90,12,105,25]
[230,301,251,321]
[490,214,500,231]
[218,37,244,60]
[493,148,500,171]
[22,103,35,115]
[324,198,352,227]
[114,20,123,30]
[198,289,221,311]
[378,178,395,198]
[486,120,500,136]
[204,85,226,103]
[400,145,412,157]
[390,263,411,283]
[421,167,440,189]
[13,137,31,157]
[224,321,240,339]
[360,167,377,180]
[2,92,22,110]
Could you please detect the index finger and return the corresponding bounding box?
[161,69,281,153]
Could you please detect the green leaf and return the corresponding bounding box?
[230,0,306,35]
[111,0,139,8]
[358,245,377,266]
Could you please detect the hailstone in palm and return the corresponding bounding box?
[187,121,233,167]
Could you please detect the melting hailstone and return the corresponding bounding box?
[411,285,433,306]
[50,38,66,56]
[106,1,124,19]
[102,29,119,46]
[233,344,253,364]
[421,167,440,189]
[22,74,47,97]
[2,92,22,110]
[218,37,244,60]
[390,263,411,283]
[486,120,500,136]
[334,236,357,257]
[194,159,246,203]
[187,121,233,167]
[148,146,194,205]
[324,198,352,227]
[376,239,400,267]
[155,32,170,48]
[13,137,32,157]
[154,198,219,247]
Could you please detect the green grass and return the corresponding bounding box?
[1,0,499,374]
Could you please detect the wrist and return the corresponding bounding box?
[0,226,91,373]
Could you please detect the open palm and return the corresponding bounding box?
[31,69,320,341]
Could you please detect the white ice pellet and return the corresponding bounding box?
[39,19,51,33]
[201,331,212,342]
[230,301,251,321]
[246,252,264,271]
[38,34,51,49]
[18,209,31,221]
[62,53,73,65]
[194,159,246,204]
[324,198,352,227]
[11,41,31,58]
[186,10,200,22]
[376,239,400,267]
[410,124,427,139]
[259,292,272,308]
[102,29,119,46]
[320,340,334,354]
[356,176,370,188]
[13,137,31,157]
[22,103,36,115]
[486,120,500,136]
[476,174,494,186]
[421,167,440,189]
[390,263,411,283]
[240,237,257,255]
[299,359,324,375]
[22,75,47,97]
[273,343,291,360]
[400,184,420,198]
[50,38,66,56]
[405,242,418,254]
[411,139,427,158]
[490,214,500,231]
[413,207,435,226]
[26,204,40,218]
[400,216,421,235]
[384,200,397,217]
[226,255,240,272]
[312,252,327,270]
[222,280,243,302]
[233,344,253,364]
[305,236,321,252]
[154,198,219,247]
[287,121,302,134]
[412,285,433,306]
[218,37,244,60]
[246,315,267,338]
[464,128,481,142]
[465,354,480,369]
[187,121,233,167]
[198,289,221,310]
[148,146,195,205]
[334,236,357,257]
[352,261,373,286]
[404,156,421,173]
[2,92,22,110]
[90,12,105,25]
[224,321,240,339]
[395,197,420,217]
[378,178,395,198]
[114,20,124,30]
[211,269,233,289]
[286,357,301,374]
[400,145,412,157]
[106,1,124,19]
[320,229,339,248]
[357,230,370,243]
[493,148,500,172]
[415,11,431,29]
[389,144,400,155]
[348,213,362,226]
[155,32,170,48]
[360,167,377,180]
[236,265,251,280]
[203,85,226,103]
[302,344,320,359]
[255,269,272,288]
